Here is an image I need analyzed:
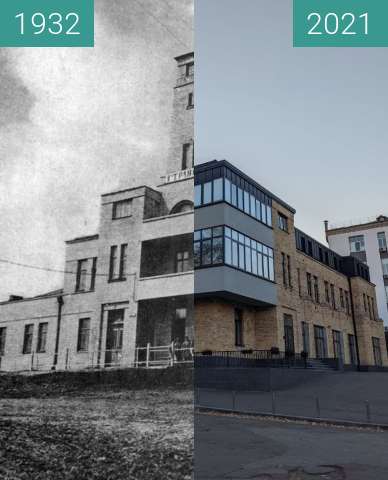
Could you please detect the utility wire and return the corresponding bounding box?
[0,259,108,277]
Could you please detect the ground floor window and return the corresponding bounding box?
[372,337,382,366]
[77,318,91,352]
[23,324,34,354]
[314,325,327,359]
[348,334,357,365]
[0,327,6,356]
[301,321,309,354]
[36,323,48,353]
[234,308,244,347]
[332,330,344,361]
[283,315,295,354]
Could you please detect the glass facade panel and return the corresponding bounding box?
[194,226,274,282]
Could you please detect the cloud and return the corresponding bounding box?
[0,0,193,299]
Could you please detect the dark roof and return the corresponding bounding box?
[174,52,194,61]
[195,160,296,214]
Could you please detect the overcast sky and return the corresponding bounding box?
[0,0,193,300]
[196,0,388,242]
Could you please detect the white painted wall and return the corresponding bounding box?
[328,226,388,325]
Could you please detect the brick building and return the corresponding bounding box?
[0,53,194,372]
[194,160,387,368]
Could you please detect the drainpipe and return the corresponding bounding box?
[53,295,64,369]
[347,277,361,371]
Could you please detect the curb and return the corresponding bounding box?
[196,406,388,430]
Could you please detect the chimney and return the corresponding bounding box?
[324,220,329,242]
[8,295,23,302]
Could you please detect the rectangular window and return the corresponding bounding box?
[37,323,48,353]
[349,235,365,253]
[112,199,132,219]
[90,257,97,290]
[176,251,190,272]
[186,62,194,76]
[345,291,350,315]
[314,325,327,358]
[77,318,91,352]
[372,337,382,366]
[363,293,368,312]
[382,258,388,276]
[109,245,118,280]
[203,181,212,204]
[306,273,312,297]
[187,92,194,108]
[0,328,6,356]
[194,184,201,206]
[119,244,128,279]
[332,330,343,361]
[348,334,357,365]
[330,284,336,309]
[301,321,309,354]
[23,324,34,354]
[213,178,223,202]
[109,245,127,281]
[235,309,244,347]
[339,288,345,309]
[297,268,301,296]
[281,253,287,286]
[278,213,288,232]
[287,255,292,288]
[325,281,330,303]
[182,143,193,170]
[76,259,88,292]
[378,232,387,251]
[313,276,319,303]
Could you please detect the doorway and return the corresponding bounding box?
[283,314,295,354]
[105,309,124,366]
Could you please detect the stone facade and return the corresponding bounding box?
[0,53,194,373]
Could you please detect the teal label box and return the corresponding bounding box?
[294,0,388,47]
[0,0,94,47]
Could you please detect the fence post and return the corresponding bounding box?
[146,343,150,368]
[365,400,371,423]
[65,348,69,370]
[271,391,276,415]
[30,353,34,371]
[315,397,321,418]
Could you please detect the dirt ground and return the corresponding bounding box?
[0,389,193,479]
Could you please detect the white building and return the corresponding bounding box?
[326,216,388,325]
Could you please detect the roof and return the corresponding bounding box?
[195,160,296,214]
[327,215,388,235]
[65,234,99,245]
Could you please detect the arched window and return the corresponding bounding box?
[170,200,194,215]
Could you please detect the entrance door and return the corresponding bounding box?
[314,325,327,359]
[332,330,343,361]
[105,309,124,366]
[283,315,295,354]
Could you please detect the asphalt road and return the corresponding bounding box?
[195,412,388,480]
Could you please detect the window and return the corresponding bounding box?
[235,309,244,347]
[314,325,327,358]
[301,322,309,354]
[313,276,319,303]
[363,293,368,312]
[187,92,194,108]
[339,288,344,309]
[76,259,88,292]
[325,281,330,303]
[345,291,350,315]
[287,256,292,288]
[182,142,193,170]
[281,253,287,286]
[278,213,288,232]
[77,318,91,352]
[349,235,365,253]
[195,226,274,281]
[176,251,190,272]
[382,258,388,276]
[367,296,372,319]
[330,284,336,309]
[348,334,357,365]
[185,62,194,76]
[109,244,128,281]
[332,330,343,361]
[378,232,387,251]
[113,199,132,219]
[306,273,312,297]
[37,323,48,353]
[194,167,273,227]
[297,268,301,296]
[23,324,34,354]
[372,337,382,366]
[0,328,6,356]
[90,257,97,291]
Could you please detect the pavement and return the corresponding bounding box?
[196,372,388,424]
[195,412,388,479]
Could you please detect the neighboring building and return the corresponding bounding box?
[194,160,387,368]
[325,216,388,326]
[0,53,194,372]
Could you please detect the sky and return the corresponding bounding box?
[196,0,388,243]
[0,0,193,300]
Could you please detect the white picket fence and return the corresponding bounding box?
[135,342,194,368]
